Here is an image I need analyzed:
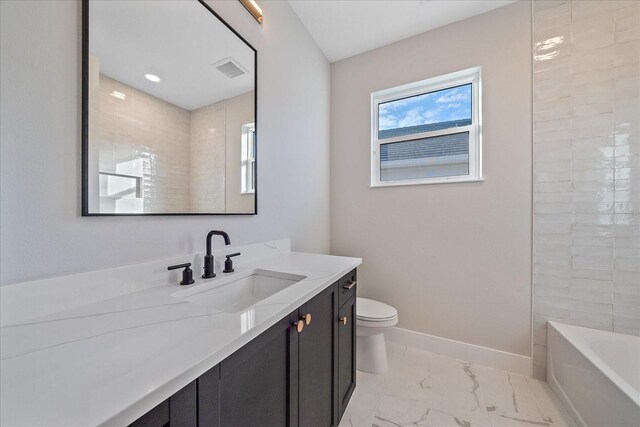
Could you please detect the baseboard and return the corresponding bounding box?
[385,327,532,376]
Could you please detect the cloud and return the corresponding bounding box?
[378,103,391,115]
[398,107,427,128]
[436,92,470,104]
[379,114,398,130]
[379,84,471,131]
[422,106,445,124]
[448,111,470,121]
[380,92,436,114]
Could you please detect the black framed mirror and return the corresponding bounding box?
[82,0,257,215]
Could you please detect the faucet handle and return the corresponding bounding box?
[223,253,241,273]
[168,263,195,286]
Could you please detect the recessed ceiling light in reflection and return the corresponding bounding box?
[110,90,126,100]
[144,73,161,83]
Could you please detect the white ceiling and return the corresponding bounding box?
[288,0,517,63]
[90,0,254,111]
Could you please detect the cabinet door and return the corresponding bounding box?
[129,380,196,427]
[218,311,300,427]
[337,296,356,420]
[298,283,338,427]
[128,400,168,427]
[198,365,220,427]
[170,381,197,427]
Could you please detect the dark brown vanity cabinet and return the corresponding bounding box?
[217,312,298,427]
[337,295,356,420]
[129,270,357,427]
[129,381,197,427]
[298,283,339,427]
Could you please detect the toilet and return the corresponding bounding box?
[356,297,398,374]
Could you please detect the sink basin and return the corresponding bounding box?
[176,269,306,313]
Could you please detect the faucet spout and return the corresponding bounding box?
[203,230,231,279]
[206,230,230,255]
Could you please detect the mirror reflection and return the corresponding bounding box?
[84,0,256,215]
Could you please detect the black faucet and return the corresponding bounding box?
[203,230,231,279]
[168,263,195,286]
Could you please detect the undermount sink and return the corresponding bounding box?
[175,269,306,313]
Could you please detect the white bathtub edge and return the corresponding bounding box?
[547,357,587,427]
[548,321,640,408]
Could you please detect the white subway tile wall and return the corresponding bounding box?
[190,101,227,212]
[533,0,640,379]
[97,75,191,213]
[93,73,254,213]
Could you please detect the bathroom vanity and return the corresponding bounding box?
[0,240,361,426]
[131,269,357,427]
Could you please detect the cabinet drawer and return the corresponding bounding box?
[339,269,357,307]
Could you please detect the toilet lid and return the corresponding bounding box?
[356,297,397,321]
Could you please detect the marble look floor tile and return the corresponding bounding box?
[338,343,576,427]
[430,354,491,426]
[373,395,431,426]
[340,381,385,427]
[384,347,432,403]
[424,408,487,427]
[526,378,576,427]
[473,364,549,425]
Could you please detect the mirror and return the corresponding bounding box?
[82,0,257,215]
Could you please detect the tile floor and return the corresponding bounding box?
[339,343,576,427]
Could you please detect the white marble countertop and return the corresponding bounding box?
[0,243,361,426]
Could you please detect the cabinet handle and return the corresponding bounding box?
[293,321,305,333]
[340,316,348,325]
[302,313,312,326]
[343,281,356,290]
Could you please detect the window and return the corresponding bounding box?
[241,123,256,194]
[371,67,482,187]
[98,171,143,213]
[99,171,142,199]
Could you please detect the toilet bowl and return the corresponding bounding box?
[356,297,398,374]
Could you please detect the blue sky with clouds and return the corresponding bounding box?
[378,84,472,131]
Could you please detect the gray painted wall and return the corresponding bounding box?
[330,2,533,357]
[0,0,331,284]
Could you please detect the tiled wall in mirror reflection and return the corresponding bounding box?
[90,58,255,214]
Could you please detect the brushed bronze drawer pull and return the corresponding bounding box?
[340,316,348,325]
[343,281,356,290]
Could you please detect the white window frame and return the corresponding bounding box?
[241,122,256,194]
[370,66,482,188]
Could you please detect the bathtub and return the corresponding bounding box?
[547,321,640,427]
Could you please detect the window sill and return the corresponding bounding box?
[370,177,484,188]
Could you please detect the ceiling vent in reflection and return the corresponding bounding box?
[213,57,248,79]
